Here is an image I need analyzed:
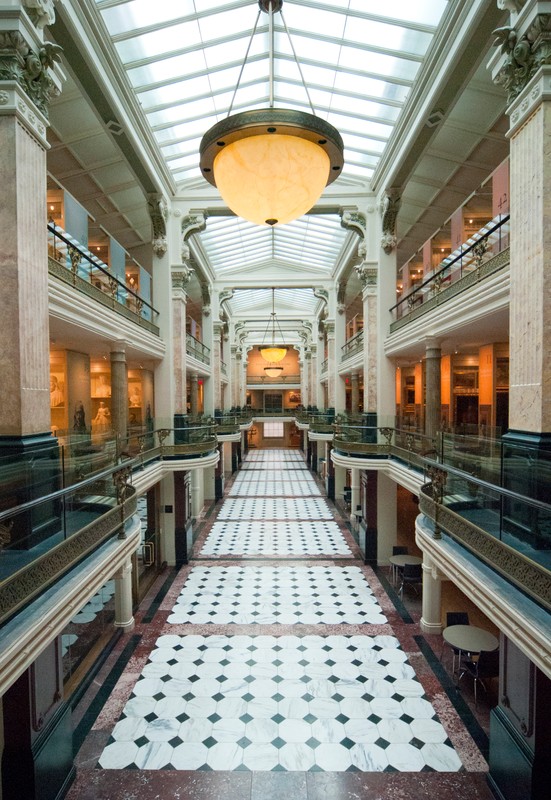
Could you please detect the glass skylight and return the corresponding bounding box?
[95,0,448,188]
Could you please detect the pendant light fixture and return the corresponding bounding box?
[261,288,286,376]
[199,0,344,227]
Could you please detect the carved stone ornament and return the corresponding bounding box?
[493,14,551,104]
[355,264,377,288]
[171,267,193,290]
[23,0,57,30]
[148,194,168,258]
[0,31,62,116]
[381,231,398,255]
[313,288,329,306]
[498,0,527,13]
[181,212,207,242]
[380,190,401,254]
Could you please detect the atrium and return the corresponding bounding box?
[0,1,549,799]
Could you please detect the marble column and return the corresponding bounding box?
[376,473,397,566]
[110,342,128,443]
[424,339,441,442]
[420,556,443,635]
[190,373,199,417]
[0,20,63,451]
[325,321,336,409]
[211,321,223,412]
[114,558,134,630]
[350,373,360,413]
[361,274,378,416]
[303,351,311,407]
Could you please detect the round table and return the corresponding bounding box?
[443,624,498,654]
[388,554,422,584]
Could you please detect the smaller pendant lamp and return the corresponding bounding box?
[199,0,343,227]
[261,288,287,375]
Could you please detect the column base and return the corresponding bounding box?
[114,618,135,631]
[419,618,443,635]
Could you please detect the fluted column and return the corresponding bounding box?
[424,339,441,442]
[110,342,128,442]
[114,559,134,630]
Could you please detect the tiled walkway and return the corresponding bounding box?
[67,448,495,799]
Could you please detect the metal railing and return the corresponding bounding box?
[391,214,510,322]
[47,223,159,333]
[186,332,211,365]
[247,374,300,385]
[341,329,364,361]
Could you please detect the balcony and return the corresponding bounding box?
[186,333,211,365]
[341,329,364,362]
[391,215,510,333]
[0,424,218,627]
[247,374,300,385]
[47,223,159,335]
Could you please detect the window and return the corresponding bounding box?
[264,422,284,438]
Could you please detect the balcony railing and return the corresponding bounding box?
[221,360,227,376]
[47,223,159,335]
[0,423,218,620]
[186,332,211,365]
[390,214,510,329]
[341,329,364,361]
[420,462,551,612]
[321,359,328,375]
[247,374,300,385]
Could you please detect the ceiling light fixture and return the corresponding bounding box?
[199,0,344,227]
[261,288,287,372]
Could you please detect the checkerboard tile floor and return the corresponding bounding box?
[217,498,334,520]
[229,480,320,497]
[99,633,462,772]
[199,520,351,557]
[167,567,385,626]
[97,448,465,776]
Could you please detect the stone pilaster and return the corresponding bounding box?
[212,321,224,411]
[350,372,360,413]
[171,269,191,415]
[0,3,63,447]
[358,267,378,414]
[190,373,199,417]
[325,321,336,408]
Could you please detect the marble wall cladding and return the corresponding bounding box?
[0,117,50,435]
[364,293,377,412]
[509,103,551,431]
[172,297,187,415]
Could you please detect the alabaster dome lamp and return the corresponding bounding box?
[199,0,344,227]
[260,288,286,377]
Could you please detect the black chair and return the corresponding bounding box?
[441,611,470,674]
[459,648,500,708]
[399,563,422,600]
[391,546,409,584]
